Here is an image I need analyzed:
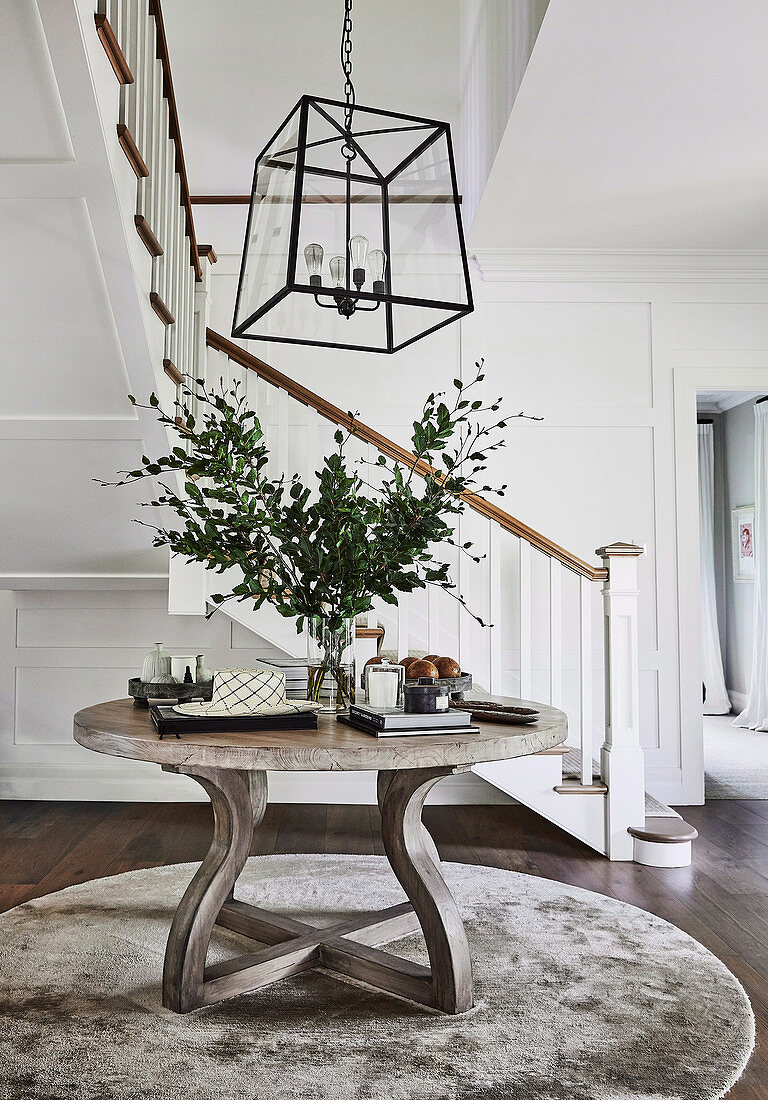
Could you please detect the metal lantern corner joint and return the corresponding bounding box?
[231,5,472,354]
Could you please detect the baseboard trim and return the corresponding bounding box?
[0,765,515,806]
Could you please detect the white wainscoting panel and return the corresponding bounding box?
[0,589,509,805]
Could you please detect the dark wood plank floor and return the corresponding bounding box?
[1,798,767,1097]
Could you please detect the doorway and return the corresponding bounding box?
[696,390,768,797]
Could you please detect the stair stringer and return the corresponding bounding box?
[207,566,306,658]
[472,756,609,856]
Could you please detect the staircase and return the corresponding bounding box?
[77,0,695,865]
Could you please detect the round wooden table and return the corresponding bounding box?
[74,698,567,1015]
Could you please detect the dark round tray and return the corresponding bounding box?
[128,677,214,709]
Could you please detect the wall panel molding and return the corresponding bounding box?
[473,249,768,283]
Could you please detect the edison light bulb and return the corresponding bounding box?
[304,243,324,286]
[329,255,346,288]
[349,234,369,289]
[368,249,387,294]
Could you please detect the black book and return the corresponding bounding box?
[150,704,318,739]
[338,713,480,739]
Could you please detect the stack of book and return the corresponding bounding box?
[257,659,311,700]
[340,703,480,738]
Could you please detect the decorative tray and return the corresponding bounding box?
[449,699,539,725]
[128,677,213,709]
[364,672,473,699]
[437,673,472,699]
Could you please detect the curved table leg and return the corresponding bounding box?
[377,768,474,1014]
[162,766,267,1012]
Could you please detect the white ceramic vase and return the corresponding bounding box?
[141,642,172,684]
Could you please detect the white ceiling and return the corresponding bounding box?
[162,0,460,198]
[696,391,762,413]
[470,0,768,250]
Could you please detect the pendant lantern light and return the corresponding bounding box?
[231,0,473,354]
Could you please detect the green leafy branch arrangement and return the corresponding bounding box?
[104,363,535,638]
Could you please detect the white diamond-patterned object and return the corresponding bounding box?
[173,669,323,717]
[211,668,287,712]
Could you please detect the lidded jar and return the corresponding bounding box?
[363,659,404,709]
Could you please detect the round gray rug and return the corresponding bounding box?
[0,855,753,1100]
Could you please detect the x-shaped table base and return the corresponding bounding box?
[161,765,474,1015]
[207,897,431,1007]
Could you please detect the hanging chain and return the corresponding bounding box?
[340,0,356,158]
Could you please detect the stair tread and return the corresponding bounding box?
[554,779,607,794]
[628,817,698,844]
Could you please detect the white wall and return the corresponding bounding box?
[0,588,280,801]
[457,0,548,226]
[0,587,507,806]
[721,400,757,698]
[200,246,768,808]
[467,260,768,805]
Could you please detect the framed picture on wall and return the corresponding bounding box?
[732,505,755,582]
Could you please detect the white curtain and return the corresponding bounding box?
[698,423,730,714]
[734,402,768,730]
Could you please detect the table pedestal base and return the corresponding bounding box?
[161,765,474,1015]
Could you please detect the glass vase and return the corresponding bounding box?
[306,615,355,712]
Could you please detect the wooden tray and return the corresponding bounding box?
[449,700,539,725]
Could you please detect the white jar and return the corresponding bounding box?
[364,660,404,709]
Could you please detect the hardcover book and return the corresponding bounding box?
[150,705,318,739]
[338,713,479,739]
[349,704,472,731]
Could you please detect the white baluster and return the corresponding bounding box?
[276,388,289,477]
[149,55,164,278]
[579,574,593,786]
[597,542,646,859]
[116,0,132,127]
[549,556,563,707]
[518,538,532,701]
[396,593,410,661]
[135,7,151,220]
[427,582,439,655]
[122,0,139,138]
[186,267,195,377]
[488,522,502,695]
[161,129,173,310]
[168,178,181,363]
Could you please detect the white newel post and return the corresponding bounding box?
[167,254,213,616]
[597,542,646,860]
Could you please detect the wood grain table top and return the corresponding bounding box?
[73,698,568,772]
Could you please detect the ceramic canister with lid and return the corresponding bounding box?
[403,677,451,714]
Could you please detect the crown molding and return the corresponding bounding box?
[471,248,768,283]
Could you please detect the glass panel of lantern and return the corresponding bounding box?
[232,96,473,354]
[232,108,301,332]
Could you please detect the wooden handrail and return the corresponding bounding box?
[148,0,202,281]
[205,329,608,581]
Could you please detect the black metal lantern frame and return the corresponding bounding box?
[231,94,473,354]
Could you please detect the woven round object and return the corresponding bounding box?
[0,855,753,1100]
